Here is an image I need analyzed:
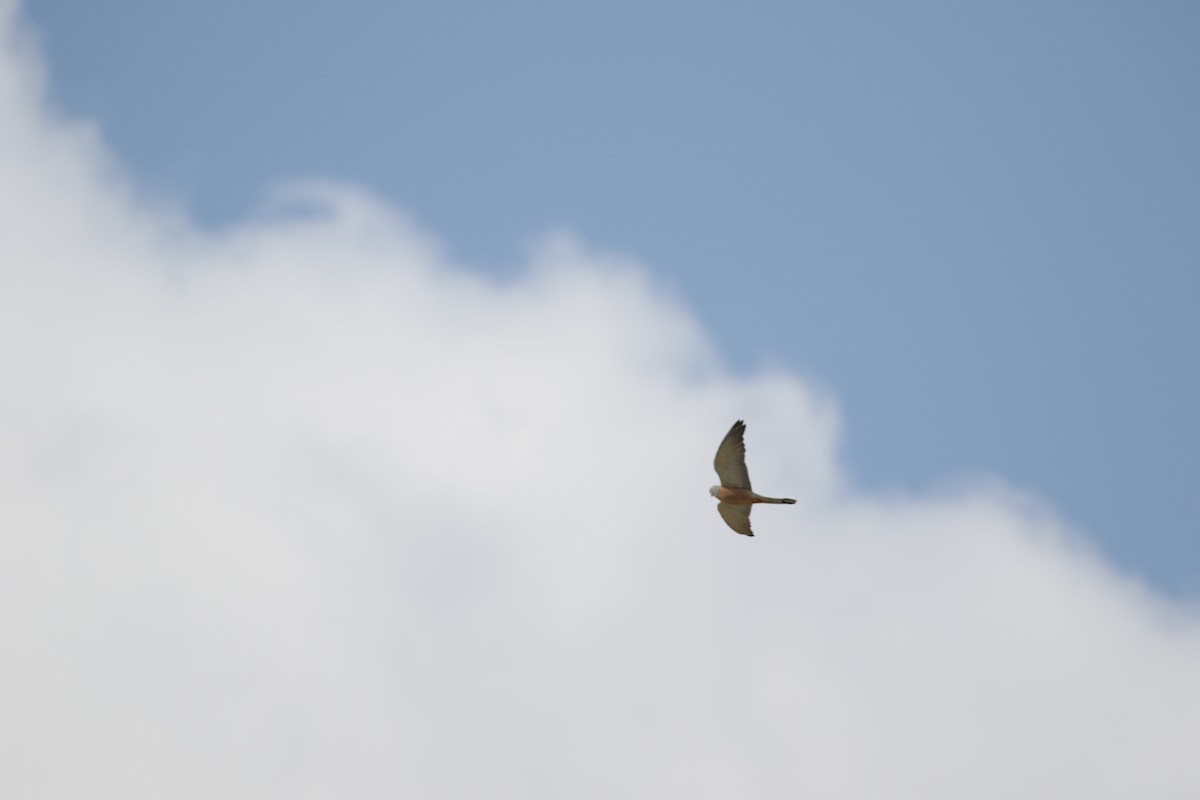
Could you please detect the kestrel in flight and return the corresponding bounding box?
[710,420,796,537]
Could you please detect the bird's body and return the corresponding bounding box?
[710,420,795,536]
[709,485,793,505]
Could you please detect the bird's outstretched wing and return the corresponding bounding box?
[717,502,753,537]
[713,419,752,489]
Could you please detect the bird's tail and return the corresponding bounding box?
[754,495,796,504]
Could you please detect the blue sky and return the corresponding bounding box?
[19,0,1200,599]
[6,3,1200,795]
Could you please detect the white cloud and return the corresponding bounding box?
[2,5,1199,798]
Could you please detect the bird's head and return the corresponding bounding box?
[709,485,721,498]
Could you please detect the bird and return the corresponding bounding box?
[710,419,795,536]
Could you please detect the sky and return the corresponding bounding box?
[19,0,1200,596]
[2,1,1200,797]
